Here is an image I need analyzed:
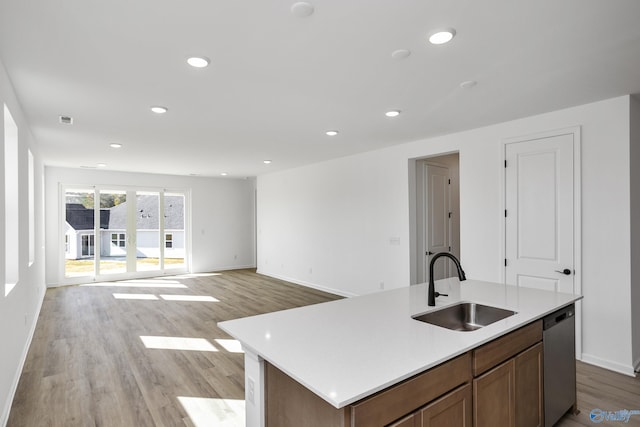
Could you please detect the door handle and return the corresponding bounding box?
[426,251,434,256]
[555,268,572,275]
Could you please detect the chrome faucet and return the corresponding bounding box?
[428,252,466,306]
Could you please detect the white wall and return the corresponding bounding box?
[257,95,638,375]
[0,60,47,425]
[45,167,256,285]
[631,95,640,373]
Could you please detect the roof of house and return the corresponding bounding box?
[65,204,110,230]
[97,195,184,230]
[65,196,184,231]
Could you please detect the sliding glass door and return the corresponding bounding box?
[99,189,128,276]
[63,186,188,282]
[64,188,96,279]
[135,191,161,272]
[164,192,186,271]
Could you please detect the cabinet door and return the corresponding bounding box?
[515,343,543,427]
[419,383,472,427]
[388,413,417,427]
[473,359,515,427]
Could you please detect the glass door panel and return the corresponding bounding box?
[64,188,96,278]
[63,187,188,283]
[99,190,127,276]
[164,193,186,270]
[136,191,161,272]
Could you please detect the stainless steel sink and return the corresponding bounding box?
[412,302,516,331]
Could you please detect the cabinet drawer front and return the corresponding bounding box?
[351,352,471,427]
[473,320,542,376]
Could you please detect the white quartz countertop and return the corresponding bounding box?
[218,279,582,409]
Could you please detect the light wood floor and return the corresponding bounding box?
[8,269,640,426]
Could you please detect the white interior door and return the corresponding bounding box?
[425,164,450,281]
[505,132,575,294]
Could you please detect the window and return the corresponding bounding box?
[4,104,19,296]
[165,233,173,248]
[65,235,69,253]
[28,149,35,266]
[111,233,126,248]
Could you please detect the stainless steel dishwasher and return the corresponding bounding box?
[543,303,577,427]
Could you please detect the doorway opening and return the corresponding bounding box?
[409,152,460,285]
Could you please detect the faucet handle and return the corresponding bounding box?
[434,292,448,298]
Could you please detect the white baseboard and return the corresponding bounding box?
[256,269,357,298]
[1,292,45,427]
[581,353,638,377]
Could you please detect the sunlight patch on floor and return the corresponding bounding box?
[113,293,159,300]
[140,336,218,352]
[214,339,244,353]
[82,281,187,288]
[118,279,185,285]
[170,272,222,278]
[178,397,245,427]
[159,294,219,302]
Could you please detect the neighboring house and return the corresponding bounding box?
[64,204,109,259]
[65,195,185,260]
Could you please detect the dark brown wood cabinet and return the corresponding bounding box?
[472,322,544,427]
[515,343,544,427]
[473,358,516,425]
[264,320,544,427]
[418,383,472,427]
[265,353,472,427]
[387,413,417,427]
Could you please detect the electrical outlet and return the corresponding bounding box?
[379,282,385,290]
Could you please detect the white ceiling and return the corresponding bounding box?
[1,0,640,177]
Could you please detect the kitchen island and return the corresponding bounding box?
[218,279,582,426]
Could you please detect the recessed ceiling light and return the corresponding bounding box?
[428,28,456,45]
[391,49,411,60]
[187,56,210,68]
[325,130,339,136]
[150,106,168,114]
[97,163,107,168]
[221,172,228,176]
[459,80,478,89]
[291,2,314,17]
[385,110,401,117]
[109,143,123,148]
[263,160,272,164]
